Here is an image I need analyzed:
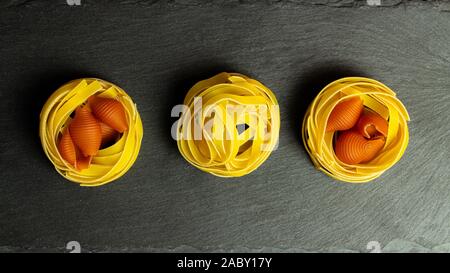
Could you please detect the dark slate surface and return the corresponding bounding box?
[0,0,449,252]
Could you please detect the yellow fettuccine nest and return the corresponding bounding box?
[39,78,143,186]
[177,72,280,177]
[302,77,410,183]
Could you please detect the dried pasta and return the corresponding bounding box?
[176,72,280,177]
[302,77,410,183]
[39,78,143,186]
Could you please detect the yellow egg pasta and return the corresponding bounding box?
[39,78,143,186]
[302,77,410,183]
[176,72,280,177]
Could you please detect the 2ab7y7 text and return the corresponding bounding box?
[221,257,271,268]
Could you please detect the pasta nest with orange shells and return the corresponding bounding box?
[302,77,410,183]
[39,78,143,186]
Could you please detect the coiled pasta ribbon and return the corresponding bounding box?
[177,72,280,177]
[40,78,143,186]
[302,77,410,183]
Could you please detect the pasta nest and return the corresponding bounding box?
[176,72,280,177]
[39,78,143,186]
[302,77,410,183]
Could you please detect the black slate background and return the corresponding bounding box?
[0,0,449,252]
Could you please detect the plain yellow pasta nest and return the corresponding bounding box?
[302,77,410,183]
[39,78,143,186]
[176,72,280,177]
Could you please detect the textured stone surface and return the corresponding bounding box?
[0,0,449,253]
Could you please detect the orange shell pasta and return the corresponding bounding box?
[99,122,118,145]
[356,111,389,138]
[89,96,128,133]
[57,129,76,166]
[334,130,385,165]
[326,97,363,132]
[69,106,102,157]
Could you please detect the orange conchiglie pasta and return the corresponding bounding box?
[334,130,385,165]
[99,122,118,146]
[69,106,102,157]
[89,96,128,133]
[75,146,92,171]
[356,111,388,138]
[58,129,76,166]
[326,97,363,132]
